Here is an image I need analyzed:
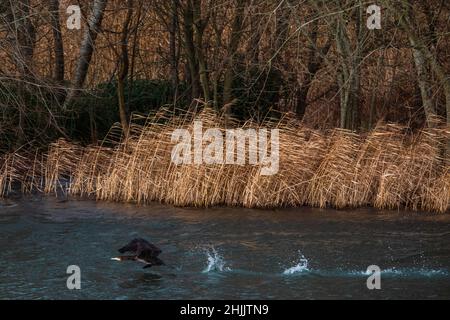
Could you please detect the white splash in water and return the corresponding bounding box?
[202,247,231,273]
[283,252,309,275]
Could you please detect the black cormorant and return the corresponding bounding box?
[112,238,165,269]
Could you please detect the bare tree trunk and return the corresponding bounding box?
[6,0,36,79]
[410,36,436,127]
[210,7,224,109]
[335,14,352,130]
[247,2,261,65]
[182,0,200,100]
[386,0,450,158]
[49,0,64,84]
[2,0,36,143]
[352,1,363,129]
[222,1,245,105]
[287,1,331,119]
[410,25,450,162]
[169,0,180,104]
[64,0,108,107]
[386,0,450,126]
[335,5,362,131]
[404,28,450,127]
[296,18,331,118]
[412,39,450,127]
[192,0,210,103]
[272,1,290,65]
[117,0,134,137]
[128,0,143,110]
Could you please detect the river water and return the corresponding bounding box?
[0,197,449,299]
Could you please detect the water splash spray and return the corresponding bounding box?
[283,251,310,275]
[202,247,231,273]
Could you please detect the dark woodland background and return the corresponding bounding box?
[0,0,449,151]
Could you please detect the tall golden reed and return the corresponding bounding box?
[1,108,449,213]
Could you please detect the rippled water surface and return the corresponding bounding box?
[0,197,449,299]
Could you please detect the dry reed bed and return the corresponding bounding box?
[0,108,449,213]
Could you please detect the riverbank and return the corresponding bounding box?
[1,108,449,213]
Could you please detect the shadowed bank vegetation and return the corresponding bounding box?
[1,1,449,212]
[1,108,448,213]
[1,1,450,147]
